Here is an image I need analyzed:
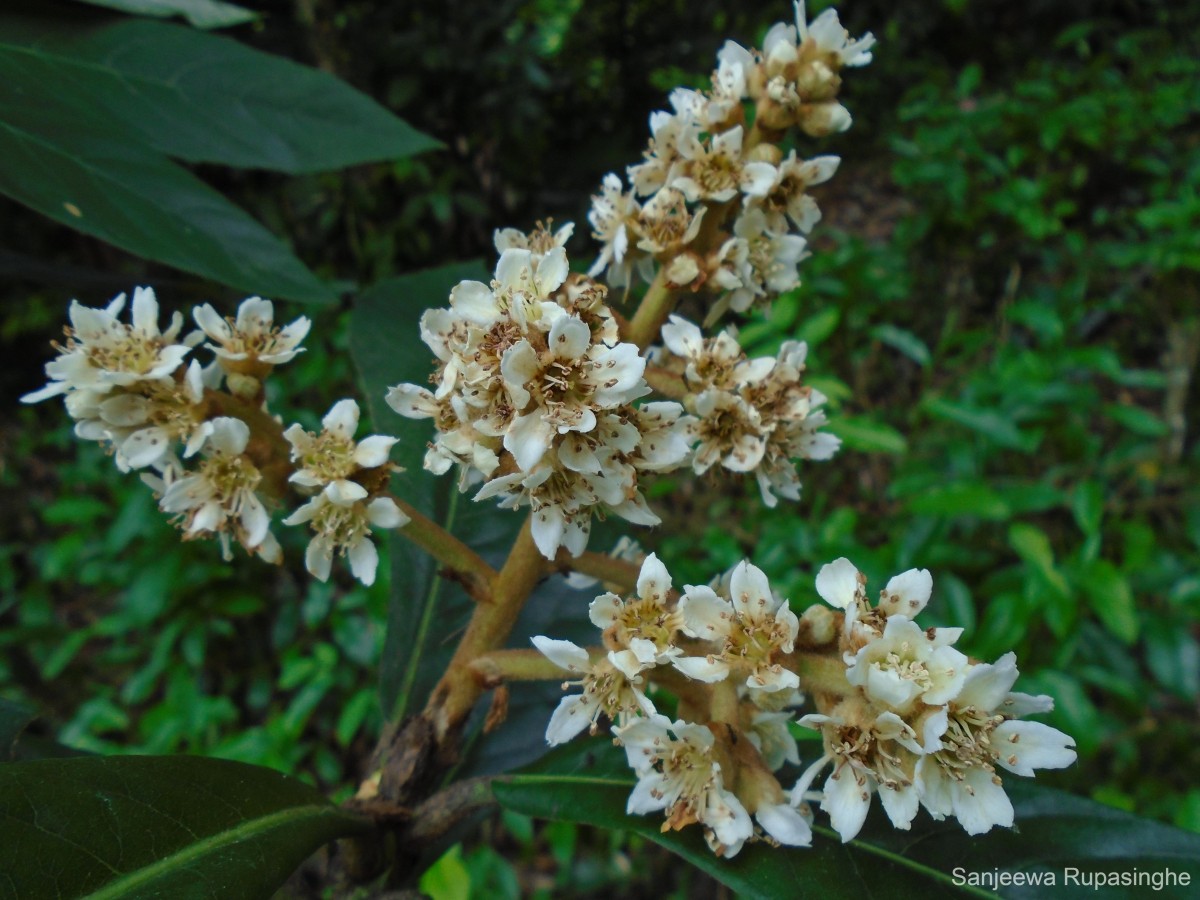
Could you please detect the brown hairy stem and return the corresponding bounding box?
[554,549,642,593]
[426,516,548,750]
[391,496,497,604]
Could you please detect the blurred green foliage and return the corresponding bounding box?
[2,0,1199,894]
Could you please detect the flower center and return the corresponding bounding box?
[300,432,358,482]
[80,328,165,375]
[312,502,370,550]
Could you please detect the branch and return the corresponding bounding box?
[426,516,548,747]
[554,549,642,593]
[643,365,688,401]
[392,496,497,604]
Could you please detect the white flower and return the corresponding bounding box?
[633,187,705,257]
[159,416,278,562]
[915,653,1076,836]
[588,553,683,665]
[715,208,809,319]
[284,494,407,586]
[675,561,800,693]
[668,126,777,204]
[616,715,754,858]
[192,296,310,369]
[796,2,876,68]
[627,108,701,197]
[101,360,211,471]
[284,399,397,505]
[494,220,574,264]
[22,288,190,403]
[753,151,840,233]
[814,556,866,610]
[587,174,642,286]
[658,317,838,502]
[793,709,924,841]
[846,614,968,714]
[747,709,801,771]
[532,636,656,744]
[500,314,648,470]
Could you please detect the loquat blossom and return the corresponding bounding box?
[675,561,800,694]
[657,316,839,505]
[796,557,1077,841]
[387,240,693,559]
[588,553,684,666]
[616,715,754,858]
[532,636,657,744]
[283,399,397,506]
[192,296,310,374]
[157,416,280,563]
[22,288,191,404]
[493,220,574,263]
[283,493,407,587]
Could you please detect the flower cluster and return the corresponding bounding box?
[535,554,811,856]
[24,290,407,578]
[386,228,694,559]
[794,558,1078,841]
[588,2,872,322]
[534,552,1076,856]
[283,400,407,586]
[22,288,203,472]
[656,316,839,505]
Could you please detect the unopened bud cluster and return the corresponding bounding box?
[588,1,872,324]
[24,292,407,584]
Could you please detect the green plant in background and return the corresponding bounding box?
[3,1,1199,898]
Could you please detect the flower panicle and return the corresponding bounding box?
[25,290,408,580]
[588,2,872,324]
[535,549,1076,857]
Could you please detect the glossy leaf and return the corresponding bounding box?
[73,0,257,29]
[0,123,335,304]
[0,15,441,173]
[0,755,371,899]
[494,738,1200,899]
[349,263,495,721]
[0,698,35,761]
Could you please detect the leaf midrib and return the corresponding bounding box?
[80,803,363,900]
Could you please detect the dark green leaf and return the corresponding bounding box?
[349,263,492,721]
[73,0,257,29]
[1076,559,1138,644]
[0,16,441,173]
[1102,403,1170,438]
[871,323,931,366]
[494,739,1200,899]
[923,396,1034,451]
[0,755,371,899]
[825,416,908,454]
[908,482,1011,520]
[0,125,335,304]
[0,698,36,762]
